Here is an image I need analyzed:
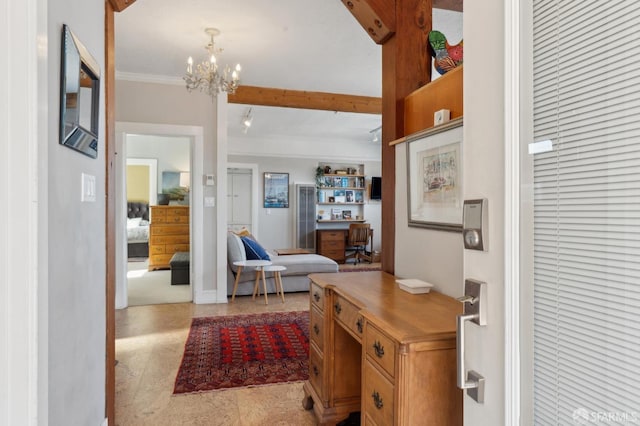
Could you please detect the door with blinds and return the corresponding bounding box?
[531,1,640,423]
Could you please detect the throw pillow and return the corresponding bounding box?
[241,236,270,261]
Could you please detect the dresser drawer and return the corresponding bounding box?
[333,295,364,341]
[310,282,325,311]
[149,235,189,245]
[149,254,173,267]
[363,359,394,426]
[365,324,396,379]
[150,245,165,255]
[309,344,327,403]
[165,243,189,253]
[150,224,189,235]
[151,208,166,221]
[163,215,188,224]
[167,208,189,217]
[310,306,324,352]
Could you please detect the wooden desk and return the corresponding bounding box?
[316,228,374,264]
[302,271,462,425]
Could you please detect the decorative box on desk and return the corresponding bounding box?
[303,271,463,425]
[148,205,189,271]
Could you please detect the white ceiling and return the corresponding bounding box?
[115,2,462,150]
[114,0,384,147]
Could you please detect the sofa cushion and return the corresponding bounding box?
[270,254,337,276]
[227,233,246,272]
[241,236,271,260]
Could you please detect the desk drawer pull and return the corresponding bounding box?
[356,317,363,334]
[313,292,321,302]
[334,302,342,315]
[371,391,384,409]
[373,341,385,358]
[313,324,320,335]
[313,365,319,377]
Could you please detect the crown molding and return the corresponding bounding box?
[115,71,183,86]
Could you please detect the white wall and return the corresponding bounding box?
[116,80,220,293]
[126,134,191,191]
[394,145,463,296]
[47,0,106,424]
[229,154,382,252]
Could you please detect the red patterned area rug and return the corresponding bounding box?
[173,311,309,394]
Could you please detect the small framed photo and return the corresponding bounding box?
[328,196,335,203]
[342,210,352,220]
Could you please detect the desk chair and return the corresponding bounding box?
[345,223,371,264]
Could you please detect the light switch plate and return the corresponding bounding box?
[204,196,215,207]
[81,173,96,202]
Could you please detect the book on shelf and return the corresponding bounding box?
[331,208,342,220]
[342,210,352,220]
[355,191,363,203]
[345,190,354,202]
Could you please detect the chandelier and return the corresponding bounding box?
[184,28,241,97]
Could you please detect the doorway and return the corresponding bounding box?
[114,122,205,309]
[125,135,192,306]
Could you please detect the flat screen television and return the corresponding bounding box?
[370,176,382,200]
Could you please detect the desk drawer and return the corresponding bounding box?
[365,324,396,379]
[333,295,364,341]
[310,306,324,352]
[309,344,327,403]
[310,282,325,311]
[363,359,394,426]
[318,230,345,242]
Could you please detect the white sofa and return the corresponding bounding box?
[227,232,338,296]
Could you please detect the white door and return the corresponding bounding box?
[461,1,640,424]
[227,168,253,232]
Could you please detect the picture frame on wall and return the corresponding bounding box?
[264,172,289,208]
[407,117,463,231]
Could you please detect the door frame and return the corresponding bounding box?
[114,122,204,308]
[227,163,259,238]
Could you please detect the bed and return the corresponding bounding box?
[127,202,150,258]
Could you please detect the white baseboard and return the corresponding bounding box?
[101,418,108,426]
[194,289,227,304]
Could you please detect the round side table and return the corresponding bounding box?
[256,265,287,303]
[231,259,272,304]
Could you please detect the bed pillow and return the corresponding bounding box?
[241,236,271,261]
[127,217,142,229]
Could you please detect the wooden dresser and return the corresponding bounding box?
[148,205,189,271]
[316,229,348,264]
[303,271,462,425]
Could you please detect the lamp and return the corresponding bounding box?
[369,125,382,143]
[242,108,253,133]
[184,28,241,98]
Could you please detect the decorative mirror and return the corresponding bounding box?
[60,24,100,158]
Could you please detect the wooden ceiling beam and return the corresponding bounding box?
[228,85,382,114]
[433,0,462,12]
[108,0,137,12]
[341,0,396,44]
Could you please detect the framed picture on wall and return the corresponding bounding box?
[263,172,289,208]
[407,117,463,231]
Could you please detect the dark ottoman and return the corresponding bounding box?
[169,252,190,285]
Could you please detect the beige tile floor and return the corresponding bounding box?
[115,293,318,426]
